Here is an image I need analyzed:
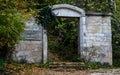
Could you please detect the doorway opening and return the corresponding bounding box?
[48,17,80,62]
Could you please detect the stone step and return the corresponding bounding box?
[50,62,85,65]
[51,68,76,72]
[49,62,86,70]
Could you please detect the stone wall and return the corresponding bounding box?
[12,21,45,63]
[83,12,112,65]
[12,4,112,64]
[12,41,42,63]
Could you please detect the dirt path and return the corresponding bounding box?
[13,69,87,75]
[12,69,120,75]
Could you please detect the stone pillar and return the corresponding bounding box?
[80,16,87,56]
[83,12,112,65]
[43,30,48,63]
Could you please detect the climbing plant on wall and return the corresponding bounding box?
[111,0,120,67]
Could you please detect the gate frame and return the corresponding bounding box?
[43,4,86,63]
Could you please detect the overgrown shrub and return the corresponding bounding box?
[0,14,25,59]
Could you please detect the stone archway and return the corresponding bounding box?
[52,4,86,56]
[43,4,86,63]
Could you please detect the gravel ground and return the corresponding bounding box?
[9,69,120,75]
[13,70,87,75]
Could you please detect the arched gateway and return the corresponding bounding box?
[49,4,86,61]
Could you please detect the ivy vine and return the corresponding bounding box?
[36,6,56,29]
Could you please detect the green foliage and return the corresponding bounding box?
[48,18,79,62]
[0,0,38,22]
[112,12,120,47]
[0,0,26,60]
[0,14,25,48]
[113,46,120,67]
[0,58,4,70]
[54,0,111,12]
[4,62,42,74]
[36,6,56,29]
[39,58,53,68]
[112,0,120,67]
[85,62,111,69]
